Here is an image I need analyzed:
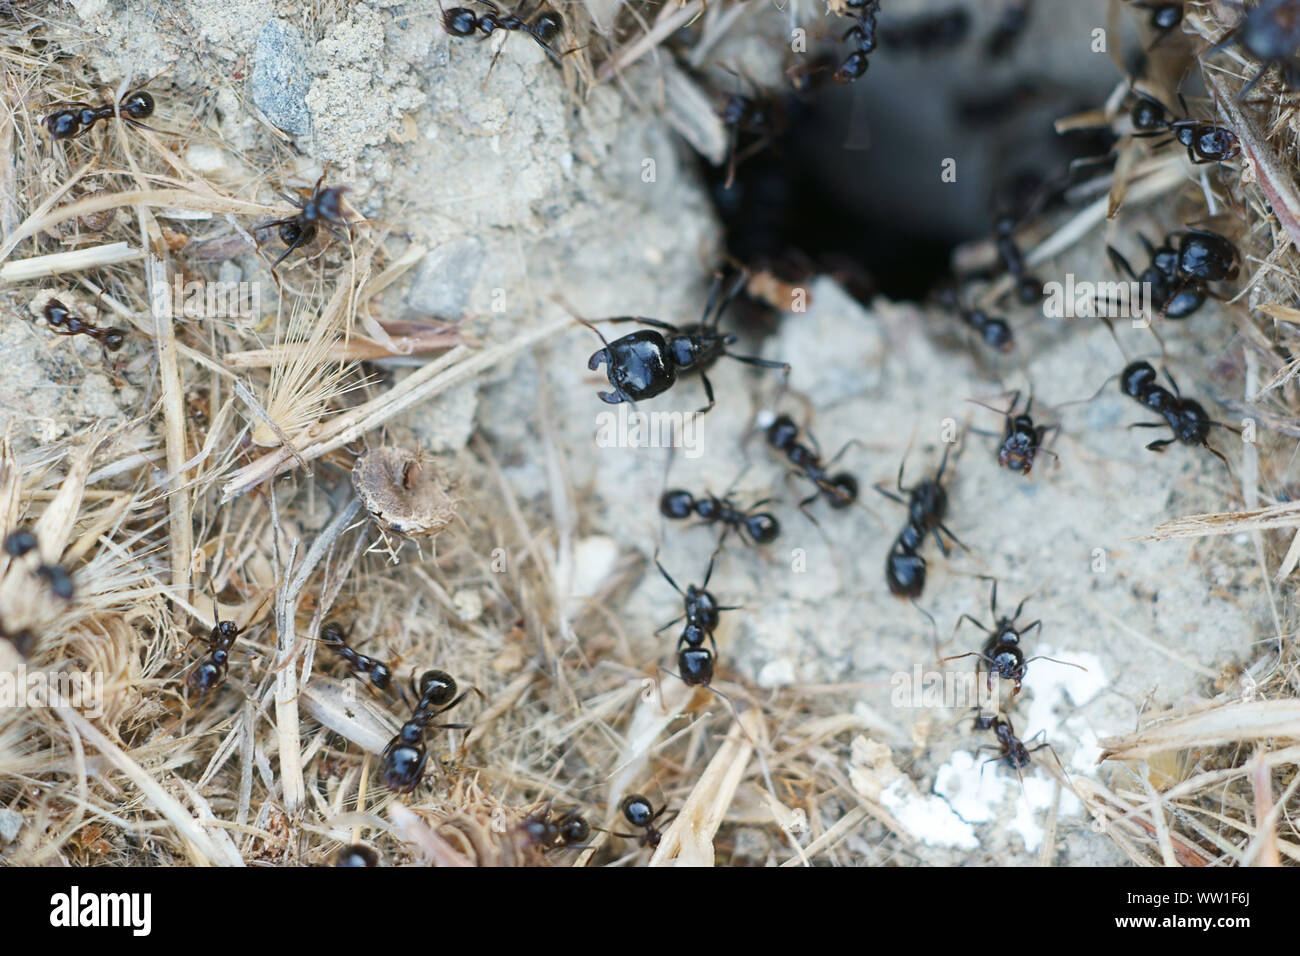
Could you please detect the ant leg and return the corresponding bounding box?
[872,484,906,507]
[724,352,792,373]
[935,522,970,554]
[654,555,684,597]
[696,370,717,415]
[1105,245,1140,282]
[1144,438,1175,452]
[824,438,867,469]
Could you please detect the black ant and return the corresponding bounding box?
[186,615,242,697]
[974,391,1057,475]
[1207,0,1300,100]
[1106,229,1239,320]
[334,844,379,866]
[833,0,880,84]
[582,270,789,414]
[718,89,785,190]
[381,669,472,793]
[1120,360,1232,467]
[1127,92,1240,165]
[765,414,858,513]
[994,216,1043,306]
[442,0,564,57]
[877,446,963,599]
[1125,1,1183,48]
[1,625,35,658]
[660,488,779,546]
[254,168,351,278]
[985,0,1033,58]
[319,620,394,693]
[943,580,1080,698]
[655,550,736,687]
[5,528,75,600]
[44,88,155,140]
[973,713,1059,775]
[518,801,591,850]
[936,287,1013,352]
[880,7,971,52]
[39,299,126,356]
[611,793,673,848]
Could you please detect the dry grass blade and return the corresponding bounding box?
[1099,700,1300,762]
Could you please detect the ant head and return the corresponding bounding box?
[4,528,37,558]
[620,793,655,828]
[532,11,563,43]
[313,187,347,220]
[443,6,478,35]
[592,330,675,402]
[766,414,800,452]
[1129,92,1169,130]
[335,845,379,867]
[102,329,126,351]
[981,315,1014,352]
[557,812,589,846]
[746,512,780,544]
[660,489,695,520]
[417,668,458,707]
[6,629,36,658]
[121,90,154,119]
[320,621,346,645]
[215,620,240,642]
[1120,359,1157,399]
[370,663,394,691]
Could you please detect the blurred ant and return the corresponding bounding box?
[44,88,155,140]
[611,793,674,848]
[1120,360,1233,467]
[994,216,1043,306]
[39,299,126,357]
[718,87,786,190]
[254,167,352,279]
[1,625,35,658]
[1127,92,1240,165]
[971,391,1057,475]
[880,7,971,52]
[877,446,963,599]
[186,613,242,698]
[973,713,1061,775]
[334,844,379,866]
[581,269,789,414]
[985,0,1033,58]
[1125,1,1183,49]
[655,549,736,687]
[943,579,1081,698]
[1207,0,1300,100]
[442,0,565,58]
[518,801,591,850]
[765,414,859,514]
[660,487,780,546]
[833,0,880,84]
[381,669,473,793]
[1106,229,1239,320]
[5,528,75,600]
[318,620,395,694]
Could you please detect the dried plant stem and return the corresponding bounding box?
[0,242,143,283]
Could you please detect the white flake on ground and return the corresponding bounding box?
[881,779,979,850]
[934,750,1006,822]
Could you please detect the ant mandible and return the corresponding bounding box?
[44,88,154,140]
[877,445,964,599]
[765,414,859,513]
[974,390,1057,475]
[611,793,674,848]
[381,669,472,793]
[582,270,789,414]
[1120,360,1232,467]
[254,168,352,279]
[39,299,126,357]
[660,487,780,546]
[319,620,395,693]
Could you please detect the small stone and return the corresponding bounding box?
[0,808,22,843]
[406,239,484,318]
[253,20,311,138]
[352,447,456,538]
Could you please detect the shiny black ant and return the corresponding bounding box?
[611,793,674,848]
[334,844,379,866]
[877,446,963,599]
[1106,228,1239,320]
[582,270,789,414]
[39,299,126,356]
[994,216,1043,306]
[1120,359,1232,467]
[660,487,780,546]
[943,580,1081,698]
[253,168,351,278]
[186,614,242,697]
[973,391,1057,475]
[44,88,155,140]
[5,528,75,600]
[935,287,1013,353]
[442,0,564,58]
[655,550,735,687]
[1126,1,1183,48]
[1207,0,1300,99]
[381,669,472,793]
[719,89,785,190]
[973,713,1060,775]
[319,620,395,694]
[834,0,880,84]
[765,414,859,513]
[518,801,591,850]
[1128,92,1240,165]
